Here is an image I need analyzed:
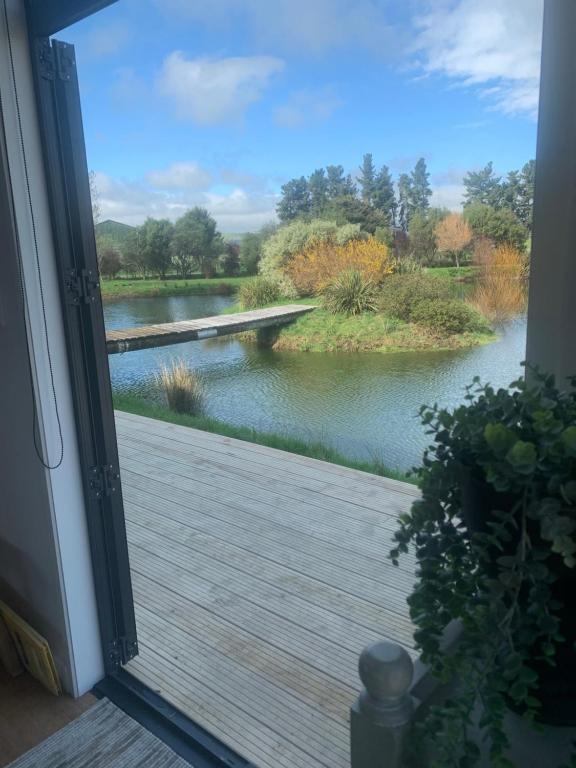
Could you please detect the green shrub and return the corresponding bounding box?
[411,299,488,335]
[237,276,281,309]
[323,269,378,316]
[259,219,362,278]
[378,274,451,321]
[157,360,203,414]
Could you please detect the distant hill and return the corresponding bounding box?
[95,220,135,249]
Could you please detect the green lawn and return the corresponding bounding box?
[101,275,251,300]
[225,298,495,353]
[425,266,479,280]
[113,394,413,483]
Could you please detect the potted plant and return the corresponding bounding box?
[390,366,576,766]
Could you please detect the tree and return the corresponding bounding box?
[239,232,263,275]
[358,153,376,204]
[99,247,122,279]
[463,162,503,208]
[141,217,173,278]
[435,213,472,268]
[326,165,347,198]
[373,165,397,226]
[518,160,535,231]
[220,242,240,276]
[501,170,522,221]
[123,228,148,277]
[463,203,528,251]
[308,168,329,215]
[172,208,223,278]
[397,173,413,231]
[321,195,388,234]
[277,177,311,222]
[409,158,432,214]
[408,208,448,264]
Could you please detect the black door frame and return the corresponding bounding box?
[23,3,253,766]
[29,33,137,675]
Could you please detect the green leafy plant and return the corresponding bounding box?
[411,298,489,336]
[391,368,576,767]
[378,273,451,321]
[323,269,378,316]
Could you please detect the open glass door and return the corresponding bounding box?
[30,35,137,674]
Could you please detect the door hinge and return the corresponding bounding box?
[88,464,120,500]
[106,636,138,672]
[65,268,100,306]
[54,41,75,82]
[36,39,55,81]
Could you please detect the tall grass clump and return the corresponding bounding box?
[472,243,528,322]
[323,270,378,316]
[237,276,281,309]
[157,360,203,415]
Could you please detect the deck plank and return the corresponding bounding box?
[118,411,416,768]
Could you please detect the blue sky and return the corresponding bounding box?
[64,0,543,232]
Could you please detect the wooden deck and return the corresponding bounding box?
[106,305,315,354]
[115,410,418,768]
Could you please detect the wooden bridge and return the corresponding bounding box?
[106,304,315,354]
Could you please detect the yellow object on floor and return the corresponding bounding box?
[0,602,60,695]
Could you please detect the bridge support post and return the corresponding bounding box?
[350,641,414,768]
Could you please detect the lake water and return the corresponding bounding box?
[105,295,527,472]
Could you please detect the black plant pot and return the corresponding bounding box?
[459,466,576,726]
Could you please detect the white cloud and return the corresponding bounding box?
[412,0,543,118]
[147,162,212,190]
[93,171,278,232]
[154,0,399,56]
[274,87,343,128]
[156,52,285,125]
[431,183,464,211]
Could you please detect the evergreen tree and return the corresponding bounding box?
[358,153,376,204]
[373,165,397,226]
[397,173,412,231]
[463,162,503,208]
[277,177,311,222]
[409,158,432,214]
[308,168,329,215]
[501,170,522,219]
[326,165,347,199]
[518,160,535,231]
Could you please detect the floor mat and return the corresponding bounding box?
[7,697,194,767]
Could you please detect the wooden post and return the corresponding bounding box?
[350,641,414,768]
[526,0,576,384]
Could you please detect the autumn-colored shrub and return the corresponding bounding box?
[323,270,378,316]
[287,236,393,296]
[435,213,472,268]
[472,243,528,322]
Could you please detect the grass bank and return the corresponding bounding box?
[113,393,413,483]
[101,275,251,300]
[226,300,496,353]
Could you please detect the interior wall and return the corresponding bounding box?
[0,0,104,695]
[0,122,74,693]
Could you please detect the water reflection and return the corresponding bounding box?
[105,295,526,471]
